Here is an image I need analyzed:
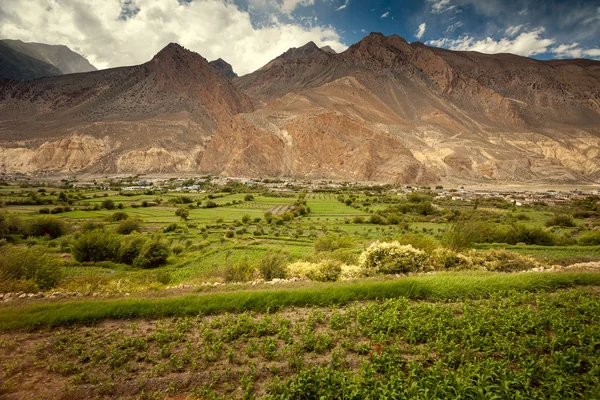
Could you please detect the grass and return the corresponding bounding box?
[1,271,599,332]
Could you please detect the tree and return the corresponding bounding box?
[244,194,254,201]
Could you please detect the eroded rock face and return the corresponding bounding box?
[0,136,109,173]
[0,35,599,183]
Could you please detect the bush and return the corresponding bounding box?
[244,194,254,201]
[314,233,354,252]
[359,242,430,275]
[0,246,63,290]
[467,249,540,272]
[102,199,116,210]
[286,260,341,282]
[396,233,440,254]
[175,208,189,220]
[545,214,576,227]
[509,225,555,246]
[82,221,105,232]
[27,217,69,239]
[222,259,256,282]
[577,230,600,246]
[134,235,170,269]
[432,248,472,270]
[259,252,289,280]
[443,214,491,250]
[71,229,121,262]
[339,264,364,280]
[352,216,364,224]
[116,218,141,235]
[119,235,147,265]
[106,211,129,222]
[205,200,217,208]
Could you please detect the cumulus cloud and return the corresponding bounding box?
[427,27,555,57]
[381,11,389,18]
[0,0,347,75]
[415,23,426,39]
[335,0,349,11]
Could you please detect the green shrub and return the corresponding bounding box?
[443,214,491,250]
[352,216,364,224]
[119,235,147,265]
[314,233,354,252]
[467,249,540,272]
[115,218,141,235]
[134,235,170,269]
[82,221,105,232]
[396,233,440,254]
[545,214,576,227]
[222,259,256,282]
[509,225,555,246]
[432,248,472,270]
[175,208,189,220]
[359,241,430,275]
[0,246,63,290]
[105,211,129,222]
[163,223,178,233]
[101,199,116,210]
[27,217,69,239]
[71,229,121,262]
[259,252,289,280]
[577,230,600,246]
[244,194,254,201]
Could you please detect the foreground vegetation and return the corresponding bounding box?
[1,286,599,398]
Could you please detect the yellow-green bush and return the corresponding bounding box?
[359,241,431,275]
[286,259,341,282]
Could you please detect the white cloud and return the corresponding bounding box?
[381,11,389,18]
[445,21,463,33]
[552,43,600,58]
[505,25,524,37]
[0,0,347,75]
[335,0,349,11]
[248,0,313,15]
[427,27,555,57]
[429,0,452,14]
[415,23,426,39]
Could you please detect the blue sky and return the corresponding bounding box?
[0,0,598,75]
[240,0,600,59]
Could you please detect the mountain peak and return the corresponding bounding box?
[320,45,337,54]
[279,41,325,61]
[209,57,238,79]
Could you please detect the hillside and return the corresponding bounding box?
[0,33,599,183]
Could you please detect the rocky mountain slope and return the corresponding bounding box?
[0,41,62,81]
[1,39,97,75]
[0,33,599,183]
[0,39,96,81]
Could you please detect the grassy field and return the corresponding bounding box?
[1,180,599,398]
[1,283,599,398]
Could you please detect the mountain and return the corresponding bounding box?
[209,58,238,79]
[1,39,97,75]
[0,43,253,173]
[320,46,337,54]
[0,33,599,183]
[0,41,62,81]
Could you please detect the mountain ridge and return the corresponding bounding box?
[0,34,599,183]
